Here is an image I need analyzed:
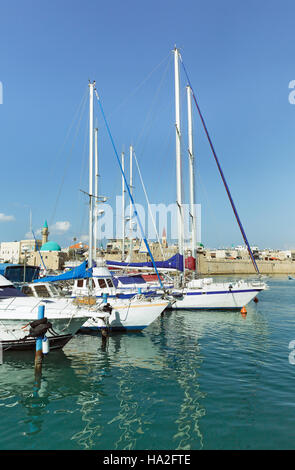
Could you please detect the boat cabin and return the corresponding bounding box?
[72,266,117,298]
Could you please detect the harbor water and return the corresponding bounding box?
[0,276,295,450]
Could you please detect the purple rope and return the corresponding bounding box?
[180,57,259,274]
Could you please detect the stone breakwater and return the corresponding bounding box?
[197,258,295,275]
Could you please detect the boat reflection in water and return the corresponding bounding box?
[0,300,269,450]
[0,351,87,441]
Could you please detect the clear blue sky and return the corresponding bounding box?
[0,0,294,249]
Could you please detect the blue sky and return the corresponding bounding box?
[0,0,294,250]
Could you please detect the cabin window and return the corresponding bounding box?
[34,285,50,298]
[77,279,84,288]
[98,279,107,288]
[22,285,34,296]
[106,279,113,287]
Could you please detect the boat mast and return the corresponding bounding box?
[174,47,184,262]
[129,144,133,261]
[88,81,95,269]
[93,126,98,260]
[121,150,125,261]
[187,85,197,271]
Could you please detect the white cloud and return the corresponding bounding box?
[80,234,89,242]
[0,213,15,222]
[24,229,41,239]
[51,221,71,234]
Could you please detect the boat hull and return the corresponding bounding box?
[169,289,263,310]
[168,281,266,310]
[1,334,73,351]
[0,298,90,350]
[81,300,168,331]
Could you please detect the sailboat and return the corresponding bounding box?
[105,49,267,309]
[168,47,266,309]
[32,81,169,331]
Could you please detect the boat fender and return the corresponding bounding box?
[253,297,259,303]
[42,336,50,354]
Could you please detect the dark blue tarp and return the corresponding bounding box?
[113,275,146,287]
[0,263,40,283]
[106,254,184,272]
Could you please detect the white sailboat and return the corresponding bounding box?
[169,47,267,310]
[70,81,169,330]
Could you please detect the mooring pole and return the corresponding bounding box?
[34,304,45,381]
[101,293,110,350]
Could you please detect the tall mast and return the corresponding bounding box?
[93,126,98,259]
[129,144,133,261]
[88,81,95,269]
[121,151,125,261]
[187,85,197,268]
[174,47,184,260]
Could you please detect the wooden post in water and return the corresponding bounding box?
[101,293,109,350]
[34,304,45,382]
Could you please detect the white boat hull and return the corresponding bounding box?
[81,298,169,331]
[0,297,90,350]
[168,280,266,310]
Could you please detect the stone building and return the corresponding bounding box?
[26,221,67,271]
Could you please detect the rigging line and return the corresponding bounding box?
[32,230,47,272]
[48,87,89,182]
[94,89,164,289]
[133,150,165,261]
[75,113,90,240]
[109,52,171,119]
[134,53,172,152]
[179,56,260,275]
[50,89,89,226]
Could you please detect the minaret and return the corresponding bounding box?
[42,220,49,246]
[162,227,168,248]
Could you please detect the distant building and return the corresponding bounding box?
[26,221,67,271]
[0,238,42,264]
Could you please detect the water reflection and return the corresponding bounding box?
[0,299,271,450]
[0,351,89,444]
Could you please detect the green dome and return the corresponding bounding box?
[40,241,61,252]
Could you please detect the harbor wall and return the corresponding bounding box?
[198,258,295,275]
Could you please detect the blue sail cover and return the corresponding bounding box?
[106,254,184,272]
[33,261,92,283]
